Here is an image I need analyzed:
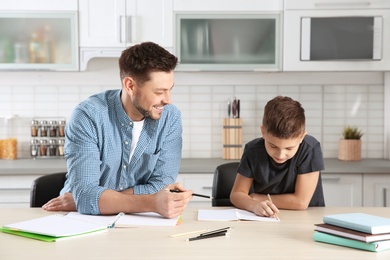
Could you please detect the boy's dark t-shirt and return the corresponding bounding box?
[237,134,325,207]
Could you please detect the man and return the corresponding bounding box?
[43,42,192,218]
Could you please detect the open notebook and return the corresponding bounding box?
[66,212,180,227]
[198,209,279,222]
[0,214,107,242]
[0,212,180,242]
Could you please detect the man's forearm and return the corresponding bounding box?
[98,189,155,215]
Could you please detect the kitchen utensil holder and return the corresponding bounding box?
[222,118,242,160]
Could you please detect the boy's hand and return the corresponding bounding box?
[252,200,279,218]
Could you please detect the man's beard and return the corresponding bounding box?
[133,97,154,120]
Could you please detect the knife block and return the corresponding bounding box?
[222,118,242,160]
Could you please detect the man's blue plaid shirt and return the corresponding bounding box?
[61,90,182,215]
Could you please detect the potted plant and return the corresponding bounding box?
[338,126,363,161]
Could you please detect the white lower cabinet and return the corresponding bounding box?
[363,174,390,207]
[0,175,41,208]
[322,173,363,207]
[176,174,213,202]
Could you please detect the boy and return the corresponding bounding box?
[230,96,325,218]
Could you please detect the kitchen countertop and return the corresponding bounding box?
[0,158,390,175]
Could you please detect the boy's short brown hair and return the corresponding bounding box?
[262,96,305,139]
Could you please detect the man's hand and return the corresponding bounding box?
[42,192,76,211]
[153,183,193,219]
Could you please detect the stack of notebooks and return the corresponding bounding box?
[313,213,390,252]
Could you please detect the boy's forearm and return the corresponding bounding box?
[256,193,309,210]
[231,192,259,212]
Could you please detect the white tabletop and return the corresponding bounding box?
[1,205,390,259]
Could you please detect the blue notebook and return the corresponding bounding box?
[323,213,390,235]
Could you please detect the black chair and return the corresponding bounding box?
[30,172,67,207]
[211,162,240,206]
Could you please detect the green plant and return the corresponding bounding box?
[342,126,363,140]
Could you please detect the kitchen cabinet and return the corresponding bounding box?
[176,173,213,202]
[78,0,173,70]
[363,174,390,207]
[0,1,78,71]
[0,174,41,208]
[173,0,282,71]
[322,173,363,207]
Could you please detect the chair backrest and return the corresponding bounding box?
[30,172,67,207]
[211,162,240,206]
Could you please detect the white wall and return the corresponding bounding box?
[0,58,385,159]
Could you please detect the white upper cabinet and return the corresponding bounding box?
[0,0,78,71]
[78,0,128,48]
[78,0,173,70]
[173,0,283,71]
[174,0,283,12]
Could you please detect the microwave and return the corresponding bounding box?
[283,1,390,71]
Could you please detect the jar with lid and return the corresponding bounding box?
[39,139,48,156]
[58,139,65,156]
[31,120,39,137]
[58,120,66,137]
[40,120,48,137]
[30,139,39,157]
[49,139,57,156]
[49,120,58,137]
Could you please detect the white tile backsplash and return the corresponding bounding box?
[0,59,387,160]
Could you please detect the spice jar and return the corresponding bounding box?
[58,120,66,137]
[30,139,39,157]
[58,139,65,156]
[39,139,47,156]
[31,120,39,137]
[49,139,57,156]
[49,120,58,137]
[40,120,48,137]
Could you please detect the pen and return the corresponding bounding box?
[267,194,280,221]
[187,231,227,242]
[108,212,124,228]
[199,227,230,236]
[170,227,231,238]
[165,189,213,199]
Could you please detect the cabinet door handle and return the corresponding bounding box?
[202,186,212,190]
[120,16,126,43]
[314,2,370,8]
[127,16,136,43]
[384,188,388,207]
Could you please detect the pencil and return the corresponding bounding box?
[169,229,208,238]
[267,194,280,221]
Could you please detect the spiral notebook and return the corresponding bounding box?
[0,214,108,242]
